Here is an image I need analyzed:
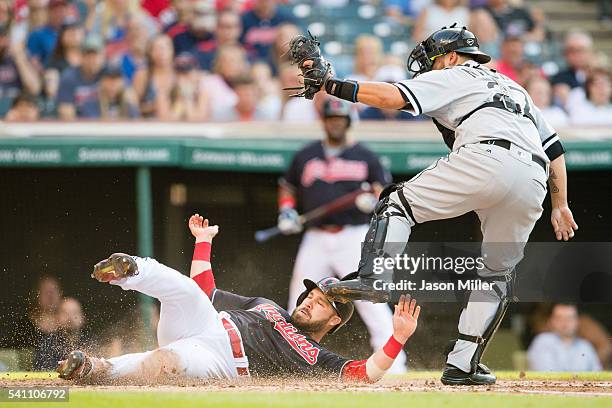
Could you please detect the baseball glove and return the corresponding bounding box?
[284,32,332,99]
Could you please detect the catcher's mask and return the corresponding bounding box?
[296,277,354,334]
[407,23,491,76]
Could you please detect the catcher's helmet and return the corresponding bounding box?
[407,23,491,76]
[322,99,351,126]
[296,277,354,334]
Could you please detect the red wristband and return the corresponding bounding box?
[382,335,405,359]
[279,196,296,209]
[193,241,211,261]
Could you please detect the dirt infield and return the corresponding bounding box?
[2,373,611,396]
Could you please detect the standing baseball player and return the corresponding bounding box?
[277,98,407,373]
[286,25,578,385]
[56,214,420,383]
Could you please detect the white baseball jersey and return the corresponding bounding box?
[394,60,562,163]
[387,60,561,374]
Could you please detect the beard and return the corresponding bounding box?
[291,309,329,334]
[325,129,347,145]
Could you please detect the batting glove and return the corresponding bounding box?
[278,208,303,235]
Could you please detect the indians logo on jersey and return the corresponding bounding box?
[301,158,368,187]
[253,304,320,365]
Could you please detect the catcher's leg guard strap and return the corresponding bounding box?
[357,196,413,278]
[325,78,359,103]
[468,281,511,372]
[448,279,511,373]
[395,187,417,225]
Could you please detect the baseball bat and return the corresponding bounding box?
[254,182,372,243]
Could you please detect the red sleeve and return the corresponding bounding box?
[191,241,216,298]
[341,360,372,383]
[192,270,216,298]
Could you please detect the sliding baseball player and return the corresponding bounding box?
[56,215,420,383]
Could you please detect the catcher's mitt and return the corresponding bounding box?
[284,32,332,100]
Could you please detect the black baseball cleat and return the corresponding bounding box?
[91,253,138,282]
[323,277,391,303]
[57,351,93,380]
[440,363,497,386]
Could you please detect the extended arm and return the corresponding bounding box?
[292,39,408,109]
[188,214,279,309]
[343,295,420,382]
[278,182,296,210]
[548,154,578,241]
[189,214,218,296]
[276,181,303,234]
[350,81,407,110]
[324,79,408,110]
[11,42,41,95]
[528,95,577,241]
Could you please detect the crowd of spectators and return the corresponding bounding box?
[0,0,302,121]
[0,0,610,125]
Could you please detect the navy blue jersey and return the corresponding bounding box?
[240,9,295,60]
[56,67,101,118]
[282,141,390,227]
[212,289,350,378]
[0,55,23,116]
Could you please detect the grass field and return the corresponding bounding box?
[1,371,611,408]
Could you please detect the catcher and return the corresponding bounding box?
[56,214,420,383]
[286,26,577,385]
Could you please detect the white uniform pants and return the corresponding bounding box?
[107,257,238,380]
[391,143,548,372]
[287,225,408,373]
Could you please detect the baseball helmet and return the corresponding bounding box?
[407,23,491,76]
[296,277,354,334]
[322,98,351,126]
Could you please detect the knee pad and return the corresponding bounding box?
[357,196,413,278]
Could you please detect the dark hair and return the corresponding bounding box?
[139,34,173,105]
[584,68,611,101]
[145,34,173,68]
[456,52,474,61]
[502,35,523,43]
[12,91,39,107]
[230,74,255,89]
[550,303,578,317]
[49,22,82,66]
[27,275,62,319]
